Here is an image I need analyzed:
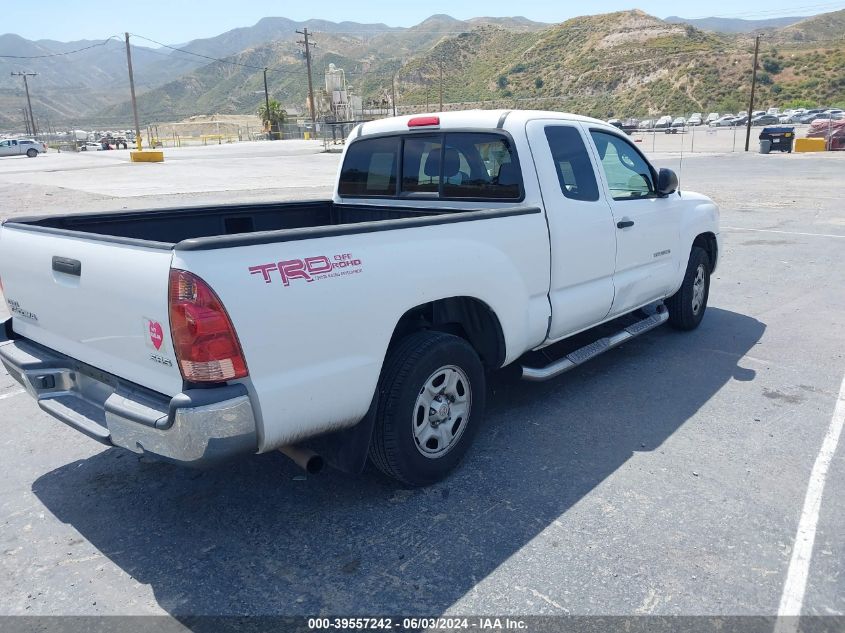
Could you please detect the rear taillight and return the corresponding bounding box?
[168,269,248,382]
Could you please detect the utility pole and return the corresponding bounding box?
[744,34,761,152]
[296,28,317,126]
[391,73,397,117]
[124,33,142,150]
[438,60,444,112]
[263,67,273,138]
[21,108,31,136]
[11,72,37,137]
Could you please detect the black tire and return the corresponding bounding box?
[369,331,486,487]
[666,246,711,331]
[26,148,38,158]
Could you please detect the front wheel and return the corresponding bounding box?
[26,148,38,158]
[666,246,711,331]
[369,331,486,487]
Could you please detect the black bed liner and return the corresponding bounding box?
[4,200,540,251]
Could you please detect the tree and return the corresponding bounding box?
[258,99,287,139]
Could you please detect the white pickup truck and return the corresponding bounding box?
[0,110,720,486]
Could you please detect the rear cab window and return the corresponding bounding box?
[337,136,399,196]
[338,131,522,201]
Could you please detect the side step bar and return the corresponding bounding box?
[521,306,669,382]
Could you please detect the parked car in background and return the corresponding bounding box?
[706,113,720,124]
[655,115,673,129]
[79,142,103,151]
[669,117,687,131]
[639,119,655,130]
[752,110,766,117]
[710,115,737,127]
[752,114,780,126]
[607,118,623,129]
[824,109,844,119]
[780,111,805,123]
[734,115,749,127]
[0,139,47,157]
[807,112,841,123]
[621,118,640,132]
[688,113,703,126]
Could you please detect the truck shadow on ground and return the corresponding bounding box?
[32,307,763,619]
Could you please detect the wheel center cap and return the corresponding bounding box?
[431,397,450,423]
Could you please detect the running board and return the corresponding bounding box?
[521,307,669,382]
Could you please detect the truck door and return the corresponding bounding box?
[585,128,682,317]
[0,140,15,156]
[526,120,617,341]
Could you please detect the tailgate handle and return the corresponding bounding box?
[52,256,82,277]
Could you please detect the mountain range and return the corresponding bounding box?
[1,9,843,131]
[664,15,804,33]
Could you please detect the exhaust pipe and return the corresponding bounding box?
[279,445,324,474]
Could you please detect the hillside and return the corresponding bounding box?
[0,35,186,130]
[387,9,845,118]
[4,9,844,129]
[97,15,548,124]
[1,14,546,129]
[772,8,845,42]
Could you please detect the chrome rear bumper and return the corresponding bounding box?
[0,321,258,466]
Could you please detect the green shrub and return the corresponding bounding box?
[763,58,782,74]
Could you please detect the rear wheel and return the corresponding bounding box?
[369,331,485,487]
[666,246,711,331]
[26,148,38,158]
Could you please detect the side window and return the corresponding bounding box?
[0,141,9,148]
[590,131,655,200]
[338,137,399,197]
[401,137,442,194]
[441,133,521,200]
[543,126,599,202]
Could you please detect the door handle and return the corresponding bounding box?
[616,220,635,229]
[52,256,82,277]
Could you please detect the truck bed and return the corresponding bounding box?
[4,201,495,249]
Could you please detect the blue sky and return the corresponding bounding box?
[4,0,843,43]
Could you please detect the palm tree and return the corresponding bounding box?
[258,99,287,139]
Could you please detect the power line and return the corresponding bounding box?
[682,2,843,19]
[129,33,273,71]
[0,36,121,59]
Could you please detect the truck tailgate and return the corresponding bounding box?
[0,226,183,396]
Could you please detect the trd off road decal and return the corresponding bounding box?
[248,253,363,287]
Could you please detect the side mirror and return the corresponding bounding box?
[657,168,678,196]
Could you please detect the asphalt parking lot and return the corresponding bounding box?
[0,141,843,627]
